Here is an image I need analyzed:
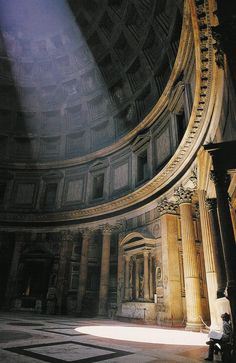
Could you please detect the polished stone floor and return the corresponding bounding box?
[0,312,221,362]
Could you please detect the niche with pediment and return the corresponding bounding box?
[121,233,156,302]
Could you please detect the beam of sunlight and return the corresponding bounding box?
[75,325,208,346]
[0,0,116,157]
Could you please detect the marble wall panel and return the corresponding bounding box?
[15,183,35,205]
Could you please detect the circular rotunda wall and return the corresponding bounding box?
[0,0,183,162]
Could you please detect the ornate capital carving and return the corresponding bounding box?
[100,223,113,235]
[174,185,193,204]
[156,198,178,215]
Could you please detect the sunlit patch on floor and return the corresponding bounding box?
[75,326,208,346]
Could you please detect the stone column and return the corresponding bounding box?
[198,190,221,328]
[76,229,91,314]
[57,231,74,314]
[210,170,236,354]
[157,198,183,325]
[143,251,149,300]
[98,225,112,315]
[206,198,227,298]
[135,257,140,300]
[124,254,130,301]
[175,186,202,331]
[117,234,125,315]
[149,255,153,300]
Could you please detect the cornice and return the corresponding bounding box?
[0,0,220,225]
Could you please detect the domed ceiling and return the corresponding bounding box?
[0,0,183,162]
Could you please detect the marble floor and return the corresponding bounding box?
[0,313,221,363]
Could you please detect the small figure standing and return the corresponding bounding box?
[205,312,232,361]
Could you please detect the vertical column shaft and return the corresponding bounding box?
[149,255,153,300]
[124,255,130,301]
[143,251,149,300]
[158,205,183,324]
[57,231,73,314]
[76,230,91,313]
[198,190,220,328]
[135,258,140,300]
[206,198,227,297]
[179,198,202,331]
[98,229,112,315]
[211,170,236,359]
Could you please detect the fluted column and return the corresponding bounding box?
[76,229,91,314]
[149,255,153,300]
[206,198,227,298]
[124,254,130,301]
[175,186,202,331]
[210,170,236,358]
[143,251,149,300]
[198,190,221,328]
[205,142,236,360]
[117,237,124,314]
[57,231,74,314]
[135,257,140,300]
[98,225,112,315]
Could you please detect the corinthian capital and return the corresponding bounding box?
[174,185,194,204]
[156,198,178,215]
[100,223,113,235]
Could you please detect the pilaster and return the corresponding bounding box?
[198,190,221,328]
[76,228,92,314]
[57,230,74,314]
[157,198,183,325]
[175,186,202,331]
[98,224,112,315]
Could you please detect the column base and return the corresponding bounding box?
[185,322,203,332]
